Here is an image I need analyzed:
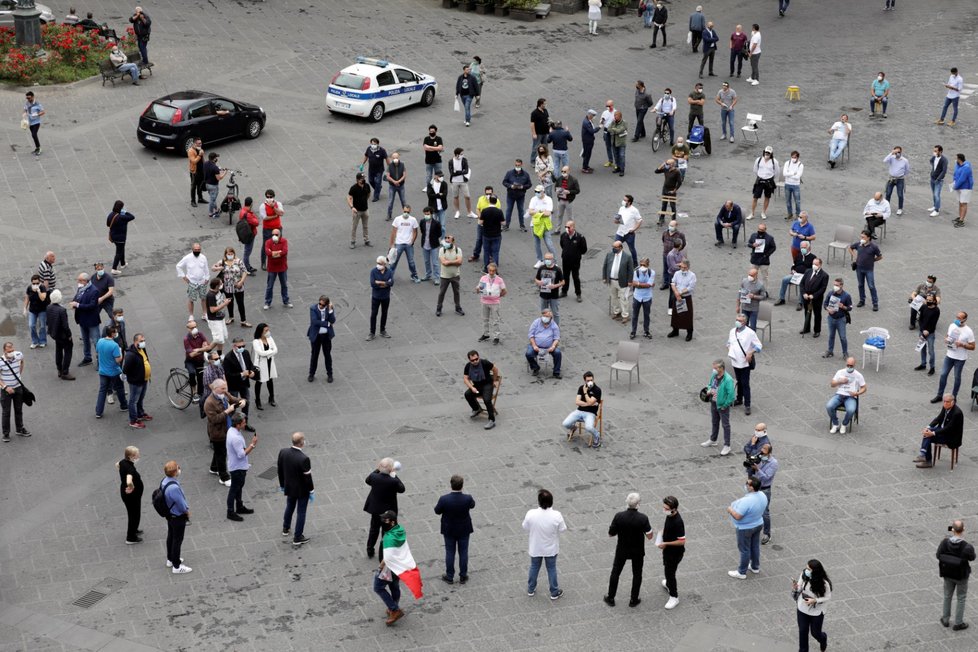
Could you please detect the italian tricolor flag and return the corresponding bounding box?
[383,524,423,599]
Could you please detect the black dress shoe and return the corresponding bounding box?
[236,506,255,514]
[813,332,820,338]
[307,375,315,382]
[928,368,935,375]
[914,365,926,371]
[930,396,942,403]
[628,598,641,607]
[667,330,679,338]
[459,575,468,584]
[441,574,454,584]
[327,375,334,383]
[227,513,244,521]
[953,622,969,631]
[685,333,693,341]
[603,595,615,607]
[191,201,197,207]
[799,329,810,335]
[268,399,277,407]
[774,299,785,306]
[856,301,865,307]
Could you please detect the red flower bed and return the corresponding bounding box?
[0,23,131,85]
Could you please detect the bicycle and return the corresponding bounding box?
[220,169,245,225]
[166,367,193,410]
[651,113,673,152]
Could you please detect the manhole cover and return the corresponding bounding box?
[72,578,127,609]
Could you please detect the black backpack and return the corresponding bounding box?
[151,479,173,518]
[235,216,254,244]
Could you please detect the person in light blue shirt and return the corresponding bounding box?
[870,72,890,116]
[629,258,655,340]
[95,326,127,418]
[726,477,768,578]
[526,310,561,378]
[225,412,258,521]
[22,91,44,156]
[883,146,910,214]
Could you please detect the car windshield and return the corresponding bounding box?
[145,103,178,121]
[333,72,365,90]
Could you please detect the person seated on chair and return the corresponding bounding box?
[870,72,890,117]
[775,242,814,308]
[562,371,603,448]
[463,350,500,431]
[526,309,562,379]
[714,200,743,248]
[826,114,851,169]
[863,192,891,237]
[825,357,866,434]
[915,394,964,468]
[109,46,141,86]
[78,12,100,31]
[64,8,80,24]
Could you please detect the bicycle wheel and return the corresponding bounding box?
[166,369,192,410]
[651,130,661,152]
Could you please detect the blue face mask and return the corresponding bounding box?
[803,569,812,579]
[954,319,962,327]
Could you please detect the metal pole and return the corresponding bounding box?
[13,0,43,48]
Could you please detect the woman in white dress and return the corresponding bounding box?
[588,0,602,35]
[252,322,278,409]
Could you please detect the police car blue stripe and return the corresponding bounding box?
[328,82,435,100]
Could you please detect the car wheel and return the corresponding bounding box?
[181,135,196,152]
[245,119,263,139]
[369,103,385,122]
[420,87,435,107]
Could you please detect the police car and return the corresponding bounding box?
[326,57,437,122]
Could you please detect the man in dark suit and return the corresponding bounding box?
[69,272,101,366]
[916,394,964,468]
[277,431,314,546]
[799,257,829,337]
[434,474,476,584]
[604,492,654,608]
[45,289,74,380]
[223,338,256,431]
[364,458,406,558]
[307,295,335,383]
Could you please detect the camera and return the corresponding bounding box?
[743,453,762,469]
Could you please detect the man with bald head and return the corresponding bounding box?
[278,432,315,547]
[37,251,57,289]
[826,357,866,434]
[863,191,891,238]
[203,378,246,486]
[176,243,210,321]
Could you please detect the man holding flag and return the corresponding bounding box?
[375,510,423,626]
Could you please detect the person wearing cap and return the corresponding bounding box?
[527,185,556,267]
[633,81,654,142]
[23,92,45,156]
[748,146,779,220]
[367,257,394,341]
[699,21,719,78]
[348,173,372,249]
[581,109,600,173]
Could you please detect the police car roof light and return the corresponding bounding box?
[356,56,389,68]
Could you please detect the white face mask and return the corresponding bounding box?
[638,266,648,273]
[586,380,594,388]
[542,316,552,324]
[621,200,627,207]
[376,264,385,271]
[755,430,765,438]
[392,158,399,164]
[878,76,884,82]
[31,284,39,291]
[272,235,280,243]
[812,265,820,272]
[190,328,199,336]
[833,285,841,293]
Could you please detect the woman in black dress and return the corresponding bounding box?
[116,446,143,544]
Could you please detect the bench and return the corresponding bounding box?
[99,51,153,86]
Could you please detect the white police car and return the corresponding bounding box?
[327,57,437,122]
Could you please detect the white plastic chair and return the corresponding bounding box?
[754,302,773,342]
[860,327,890,371]
[610,341,641,390]
[741,113,763,144]
[828,224,856,264]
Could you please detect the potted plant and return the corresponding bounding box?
[507,0,537,21]
[608,0,629,16]
[475,0,496,14]
[494,2,510,15]
[459,0,477,10]
[441,0,458,8]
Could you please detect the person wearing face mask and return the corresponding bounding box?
[552,166,580,234]
[687,82,706,137]
[655,159,682,223]
[660,219,685,287]
[200,349,226,419]
[122,334,152,429]
[160,460,193,574]
[535,255,565,326]
[652,90,676,146]
[914,295,941,374]
[470,186,495,263]
[0,342,30,441]
[528,185,556,268]
[882,146,910,215]
[526,309,562,379]
[799,257,828,337]
[701,359,734,452]
[534,145,555,197]
[658,496,686,610]
[608,110,629,175]
[425,169,449,231]
[736,267,767,330]
[928,145,948,218]
[348,172,373,249]
[368,257,395,340]
[476,263,507,344]
[782,153,804,220]
[305,298,335,385]
[46,289,74,380]
[931,311,976,403]
[236,197,260,275]
[106,200,135,274]
[463,350,500,429]
[448,147,476,220]
[385,152,407,221]
[747,222,776,284]
[70,272,102,367]
[182,320,211,403]
[775,241,814,308]
[213,247,250,328]
[826,114,851,169]
[418,208,443,284]
[437,236,464,317]
[748,146,779,220]
[563,371,602,446]
[936,67,964,128]
[793,560,832,650]
[116,446,143,544]
[204,378,246,486]
[108,307,127,355]
[615,194,643,265]
[421,124,444,190]
[716,81,738,143]
[862,191,891,238]
[559,221,587,302]
[478,196,505,273]
[746,443,778,544]
[109,46,141,85]
[629,258,655,339]
[175,243,210,322]
[455,64,480,127]
[665,238,687,299]
[670,137,690,182]
[822,278,852,358]
[599,99,617,167]
[204,277,232,357]
[502,159,532,230]
[909,275,941,331]
[388,206,421,284]
[91,262,116,322]
[580,109,600,173]
[603,492,653,608]
[728,313,762,416]
[360,138,390,203]
[223,337,257,426]
[23,274,49,350]
[603,241,634,324]
[364,459,406,559]
[547,121,573,184]
[649,2,667,48]
[917,395,963,469]
[742,423,770,458]
[251,324,278,409]
[202,152,226,220]
[263,229,292,310]
[848,230,882,311]
[529,98,551,165]
[726,476,767,579]
[95,326,128,419]
[826,357,866,433]
[871,71,890,117]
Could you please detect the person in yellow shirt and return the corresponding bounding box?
[469,186,496,262]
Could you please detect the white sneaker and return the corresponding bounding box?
[927,206,935,212]
[746,213,754,220]
[701,439,718,447]
[750,80,759,86]
[165,557,184,568]
[748,565,760,574]
[728,570,747,579]
[896,208,903,216]
[665,596,679,609]
[729,136,735,143]
[829,424,839,434]
[171,565,193,574]
[220,478,232,487]
[661,579,668,589]
[746,77,754,83]
[930,210,940,217]
[533,260,544,269]
[720,445,731,456]
[107,395,115,404]
[840,424,847,434]
[454,211,461,219]
[467,211,478,219]
[760,213,767,220]
[29,343,37,349]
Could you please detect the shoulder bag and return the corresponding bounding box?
[2,358,35,406]
[107,212,119,243]
[737,332,756,370]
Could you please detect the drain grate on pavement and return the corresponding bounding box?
[72,577,127,609]
[257,465,278,480]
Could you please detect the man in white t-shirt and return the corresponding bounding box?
[932,311,976,402]
[825,357,866,434]
[826,114,851,168]
[615,194,643,263]
[746,24,762,86]
[522,489,567,600]
[937,67,965,127]
[388,206,421,283]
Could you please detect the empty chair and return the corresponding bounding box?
[609,341,641,389]
[860,327,890,371]
[754,301,773,342]
[827,224,856,264]
[740,113,763,144]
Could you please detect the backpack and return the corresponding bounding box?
[689,125,705,143]
[236,215,254,244]
[151,479,174,518]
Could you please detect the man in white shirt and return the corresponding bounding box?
[388,206,421,283]
[746,24,762,86]
[522,489,567,600]
[175,243,210,321]
[932,311,976,402]
[728,313,762,416]
[863,192,891,237]
[937,67,964,127]
[825,357,866,434]
[652,89,677,146]
[615,194,643,263]
[826,114,851,169]
[599,100,616,168]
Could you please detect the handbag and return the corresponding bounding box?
[737,332,756,370]
[107,212,119,243]
[2,358,35,406]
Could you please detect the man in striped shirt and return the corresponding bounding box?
[1,342,31,441]
[37,251,56,290]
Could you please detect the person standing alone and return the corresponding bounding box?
[22,92,44,156]
[937,520,975,630]
[434,475,476,584]
[278,432,314,547]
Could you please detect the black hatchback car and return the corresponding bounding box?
[137,90,266,152]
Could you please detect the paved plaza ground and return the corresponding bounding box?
[1,0,978,650]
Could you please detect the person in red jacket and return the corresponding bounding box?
[238,198,260,275]
[263,229,292,310]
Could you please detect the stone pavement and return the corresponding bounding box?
[0,0,977,650]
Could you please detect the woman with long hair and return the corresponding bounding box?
[793,558,832,652]
[252,323,278,409]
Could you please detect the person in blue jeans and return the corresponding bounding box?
[95,327,128,418]
[24,275,49,348]
[929,146,948,216]
[360,138,389,202]
[455,65,480,126]
[502,160,532,230]
[932,312,976,402]
[937,67,964,126]
[434,474,476,584]
[825,358,866,433]
[122,333,152,427]
[849,231,882,310]
[72,272,102,366]
[822,279,852,359]
[883,146,910,213]
[715,82,737,141]
[523,489,567,600]
[526,309,562,378]
[915,297,940,373]
[727,477,767,578]
[630,260,655,339]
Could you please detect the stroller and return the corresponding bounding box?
[687,124,711,156]
[219,169,244,225]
